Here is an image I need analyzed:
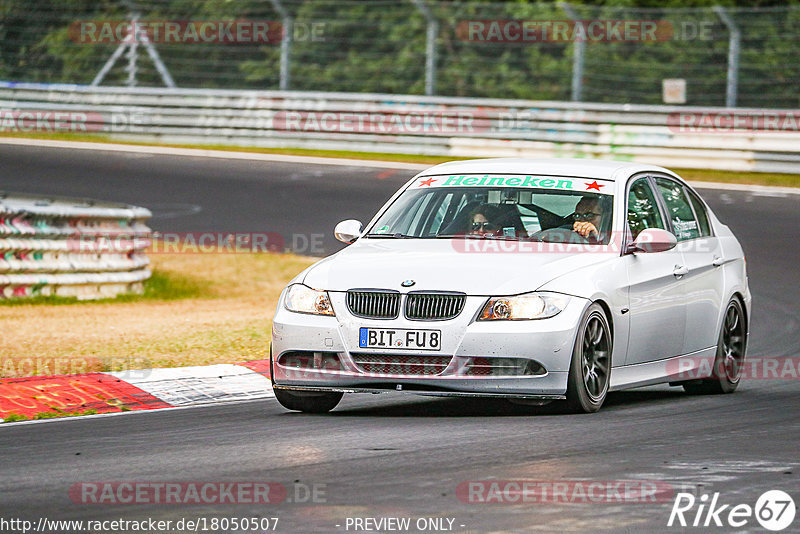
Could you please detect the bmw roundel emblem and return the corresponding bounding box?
[401,280,415,287]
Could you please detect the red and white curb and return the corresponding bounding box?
[0,360,272,422]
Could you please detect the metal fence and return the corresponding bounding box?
[3,82,799,174]
[2,1,799,108]
[0,191,151,299]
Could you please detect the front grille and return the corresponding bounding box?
[351,353,452,376]
[347,290,400,319]
[405,292,466,320]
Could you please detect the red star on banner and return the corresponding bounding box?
[418,178,437,187]
[585,181,604,191]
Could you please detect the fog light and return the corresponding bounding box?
[278,351,342,371]
[463,357,546,376]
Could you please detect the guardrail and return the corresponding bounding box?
[0,191,151,299]
[1,82,800,174]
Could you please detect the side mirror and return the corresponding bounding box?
[629,228,677,254]
[334,219,363,244]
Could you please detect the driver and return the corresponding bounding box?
[572,197,604,240]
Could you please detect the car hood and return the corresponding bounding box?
[302,238,615,296]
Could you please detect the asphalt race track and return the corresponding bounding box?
[1,144,799,533]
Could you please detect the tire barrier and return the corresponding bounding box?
[0,191,151,299]
[2,82,800,173]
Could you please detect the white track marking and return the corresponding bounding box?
[0,137,429,170]
[110,364,273,406]
[3,137,798,193]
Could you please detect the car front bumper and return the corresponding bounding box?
[271,292,588,398]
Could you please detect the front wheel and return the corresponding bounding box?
[565,303,612,413]
[683,298,746,395]
[274,389,343,413]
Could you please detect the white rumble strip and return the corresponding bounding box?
[109,364,274,407]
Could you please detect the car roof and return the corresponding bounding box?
[418,158,680,182]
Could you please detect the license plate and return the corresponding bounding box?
[359,328,441,350]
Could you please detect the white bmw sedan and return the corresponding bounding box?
[270,158,750,413]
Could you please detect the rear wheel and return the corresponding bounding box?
[565,303,612,413]
[683,298,746,395]
[274,389,343,413]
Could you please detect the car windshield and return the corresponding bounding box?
[367,174,614,244]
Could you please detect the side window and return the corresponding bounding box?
[686,189,712,237]
[655,178,701,241]
[627,178,665,240]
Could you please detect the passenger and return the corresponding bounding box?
[468,204,502,236]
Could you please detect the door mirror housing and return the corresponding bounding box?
[334,219,363,244]
[628,228,677,254]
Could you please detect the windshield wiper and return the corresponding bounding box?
[365,233,414,238]
[437,234,523,241]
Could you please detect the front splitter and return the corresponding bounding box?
[273,384,566,400]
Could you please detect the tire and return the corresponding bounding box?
[565,303,612,413]
[683,298,746,395]
[273,388,343,413]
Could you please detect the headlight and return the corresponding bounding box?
[478,292,569,321]
[284,284,335,316]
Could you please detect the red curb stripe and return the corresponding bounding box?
[235,359,271,378]
[0,373,173,419]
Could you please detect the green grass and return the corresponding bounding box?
[1,409,99,422]
[118,269,207,302]
[32,409,99,420]
[0,131,455,164]
[0,269,206,306]
[0,252,311,375]
[6,131,798,187]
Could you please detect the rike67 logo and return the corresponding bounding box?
[668,490,796,531]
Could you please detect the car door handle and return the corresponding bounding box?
[712,256,725,267]
[673,265,689,277]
